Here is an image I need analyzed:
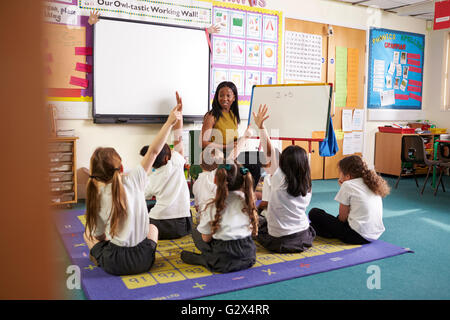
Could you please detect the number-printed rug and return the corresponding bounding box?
[55,209,412,300]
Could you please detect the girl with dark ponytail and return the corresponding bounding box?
[180,160,258,273]
[252,104,316,253]
[309,155,389,244]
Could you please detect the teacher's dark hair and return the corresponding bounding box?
[209,81,240,124]
[279,145,311,197]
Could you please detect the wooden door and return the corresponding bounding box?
[324,25,366,179]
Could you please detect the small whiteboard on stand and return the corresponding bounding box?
[247,84,332,140]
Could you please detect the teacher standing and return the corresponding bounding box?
[201,81,241,151]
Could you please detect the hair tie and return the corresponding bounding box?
[218,164,232,171]
[89,175,98,180]
[240,167,249,175]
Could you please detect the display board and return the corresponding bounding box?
[93,17,210,123]
[367,27,425,110]
[248,84,332,140]
[210,2,282,120]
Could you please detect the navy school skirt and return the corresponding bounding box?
[90,237,157,276]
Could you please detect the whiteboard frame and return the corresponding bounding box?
[92,17,210,124]
[247,83,332,140]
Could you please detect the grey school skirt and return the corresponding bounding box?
[181,228,256,273]
[90,237,157,276]
[257,215,316,253]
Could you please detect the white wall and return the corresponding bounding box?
[60,0,439,173]
[423,28,450,130]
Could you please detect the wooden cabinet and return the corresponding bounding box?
[374,132,441,176]
[48,137,78,205]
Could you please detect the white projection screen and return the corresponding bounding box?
[93,17,210,123]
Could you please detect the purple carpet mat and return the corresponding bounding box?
[55,209,412,300]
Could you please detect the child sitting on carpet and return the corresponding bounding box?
[143,95,192,240]
[180,160,258,273]
[253,104,316,253]
[192,149,221,219]
[83,93,182,276]
[309,155,389,244]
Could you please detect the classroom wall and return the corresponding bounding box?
[59,0,433,172]
[423,28,450,130]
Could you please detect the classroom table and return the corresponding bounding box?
[433,140,450,188]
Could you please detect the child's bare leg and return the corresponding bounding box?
[147,223,159,243]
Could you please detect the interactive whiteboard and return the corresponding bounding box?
[93,17,210,123]
[248,84,332,139]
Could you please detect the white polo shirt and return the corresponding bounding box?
[266,168,312,237]
[145,150,191,220]
[93,164,149,247]
[192,169,217,213]
[334,177,385,240]
[197,191,253,241]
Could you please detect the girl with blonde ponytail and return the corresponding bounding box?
[83,92,183,276]
[180,160,258,273]
[309,155,389,244]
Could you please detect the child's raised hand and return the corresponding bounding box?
[175,91,183,112]
[252,104,269,129]
[167,105,182,126]
[88,11,100,25]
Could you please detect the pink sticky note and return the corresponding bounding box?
[408,59,421,66]
[75,47,93,56]
[395,94,409,100]
[409,92,422,102]
[408,66,422,74]
[407,53,420,60]
[75,62,93,73]
[408,79,422,87]
[408,86,421,93]
[70,76,89,88]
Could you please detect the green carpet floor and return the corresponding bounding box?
[56,175,450,300]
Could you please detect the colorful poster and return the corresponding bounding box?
[262,43,276,68]
[230,39,245,66]
[212,38,229,64]
[246,40,261,67]
[210,3,281,108]
[245,70,260,95]
[367,28,424,110]
[230,11,245,37]
[213,8,230,35]
[246,13,262,39]
[262,15,277,41]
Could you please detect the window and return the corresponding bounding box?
[443,32,450,111]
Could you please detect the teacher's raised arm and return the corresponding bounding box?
[201,81,241,152]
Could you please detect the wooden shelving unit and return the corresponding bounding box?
[48,137,78,206]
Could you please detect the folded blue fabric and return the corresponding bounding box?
[319,117,339,157]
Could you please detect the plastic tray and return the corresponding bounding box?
[378,127,416,134]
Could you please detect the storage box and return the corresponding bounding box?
[431,128,447,134]
[378,126,416,134]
